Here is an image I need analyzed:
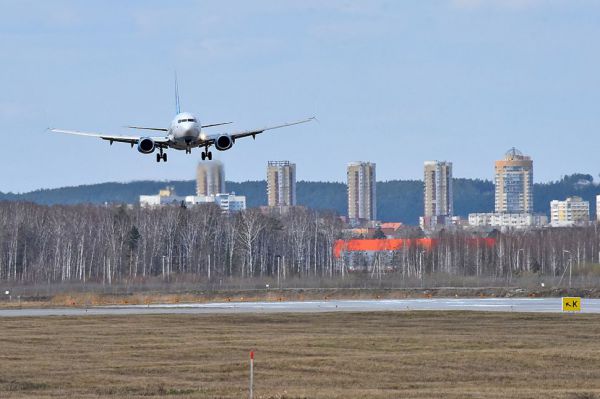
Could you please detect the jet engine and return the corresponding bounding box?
[137,137,155,154]
[215,135,233,151]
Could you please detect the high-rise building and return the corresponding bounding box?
[494,148,533,214]
[597,195,600,222]
[550,197,590,227]
[196,161,225,196]
[421,161,453,229]
[347,162,377,222]
[267,161,296,207]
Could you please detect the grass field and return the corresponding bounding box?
[1,312,599,398]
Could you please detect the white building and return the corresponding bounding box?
[185,193,246,213]
[419,215,453,230]
[597,195,600,222]
[468,212,548,229]
[550,196,589,227]
[139,187,185,207]
[140,187,245,213]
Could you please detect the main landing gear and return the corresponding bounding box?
[201,150,213,161]
[156,150,167,163]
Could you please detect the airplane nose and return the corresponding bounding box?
[184,125,198,136]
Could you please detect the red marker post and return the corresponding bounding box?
[249,351,254,399]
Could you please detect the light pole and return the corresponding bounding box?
[419,250,425,288]
[562,250,573,288]
[516,248,524,270]
[276,255,281,289]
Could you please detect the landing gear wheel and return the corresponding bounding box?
[156,152,167,162]
[207,151,213,161]
[201,152,206,161]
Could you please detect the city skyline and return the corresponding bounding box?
[144,153,595,230]
[5,152,600,195]
[3,151,600,226]
[5,145,599,194]
[2,2,600,193]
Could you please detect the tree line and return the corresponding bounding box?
[1,201,600,286]
[343,227,600,285]
[0,202,342,285]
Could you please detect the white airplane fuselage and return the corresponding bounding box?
[168,112,205,150]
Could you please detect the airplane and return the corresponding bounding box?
[50,80,314,162]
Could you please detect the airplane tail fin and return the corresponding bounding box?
[175,72,181,114]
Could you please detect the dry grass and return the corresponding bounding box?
[0,311,599,398]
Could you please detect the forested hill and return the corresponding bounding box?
[1,173,599,224]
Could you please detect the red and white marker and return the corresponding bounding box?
[249,351,254,399]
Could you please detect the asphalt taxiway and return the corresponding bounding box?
[0,297,597,317]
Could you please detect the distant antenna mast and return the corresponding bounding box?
[175,72,181,114]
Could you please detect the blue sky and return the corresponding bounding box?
[1,0,600,193]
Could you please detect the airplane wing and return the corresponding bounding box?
[219,117,315,142]
[125,126,168,132]
[202,122,232,129]
[49,128,169,146]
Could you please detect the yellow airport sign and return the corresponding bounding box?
[562,297,581,312]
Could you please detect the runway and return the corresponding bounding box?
[0,297,598,317]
